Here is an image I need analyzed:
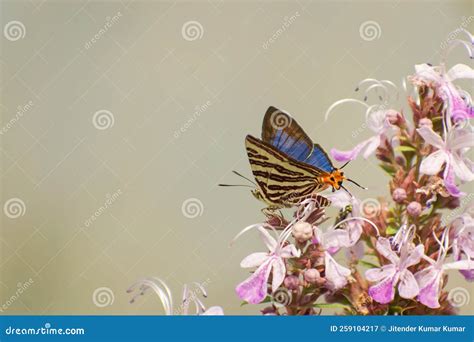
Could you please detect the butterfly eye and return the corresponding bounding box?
[330,176,335,181]
[340,172,344,176]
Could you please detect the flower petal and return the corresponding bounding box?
[447,64,474,81]
[235,258,273,304]
[415,64,441,83]
[271,257,286,292]
[451,154,474,182]
[362,135,381,159]
[368,274,397,304]
[201,306,224,315]
[375,237,399,264]
[257,226,277,252]
[419,150,448,175]
[279,244,300,258]
[444,164,465,197]
[365,264,397,282]
[240,252,269,268]
[417,126,445,149]
[398,269,419,299]
[401,244,424,268]
[325,252,351,290]
[415,267,442,309]
[330,136,378,162]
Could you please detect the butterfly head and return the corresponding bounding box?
[326,169,346,191]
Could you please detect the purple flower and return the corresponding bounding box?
[414,63,474,122]
[365,235,424,304]
[331,109,393,162]
[235,225,299,304]
[415,228,473,308]
[417,125,474,197]
[452,213,474,281]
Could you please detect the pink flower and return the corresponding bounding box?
[452,213,474,281]
[235,226,299,304]
[415,228,473,308]
[331,109,393,162]
[417,125,474,197]
[365,236,424,304]
[414,63,474,122]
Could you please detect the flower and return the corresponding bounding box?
[413,63,474,122]
[284,275,300,290]
[304,268,322,284]
[407,201,422,217]
[365,233,424,304]
[392,188,407,203]
[415,228,473,308]
[235,225,300,304]
[417,124,474,197]
[292,221,313,242]
[331,109,394,162]
[418,118,433,129]
[127,278,223,315]
[452,213,474,281]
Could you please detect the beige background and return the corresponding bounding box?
[0,0,473,315]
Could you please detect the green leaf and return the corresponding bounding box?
[386,226,398,235]
[313,303,351,310]
[379,163,396,176]
[395,145,417,153]
[358,260,380,269]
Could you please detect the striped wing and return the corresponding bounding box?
[245,135,329,207]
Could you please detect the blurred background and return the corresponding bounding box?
[0,0,472,315]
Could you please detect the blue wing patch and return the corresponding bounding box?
[305,144,334,172]
[272,130,312,161]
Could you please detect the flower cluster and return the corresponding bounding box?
[234,32,473,315]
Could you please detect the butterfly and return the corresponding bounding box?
[242,106,365,209]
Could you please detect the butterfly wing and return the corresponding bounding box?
[304,144,335,172]
[262,106,335,172]
[261,106,313,161]
[245,135,328,207]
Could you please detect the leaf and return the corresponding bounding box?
[395,145,417,153]
[313,303,351,310]
[379,163,396,176]
[386,225,398,235]
[358,260,380,269]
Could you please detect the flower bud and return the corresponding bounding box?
[407,201,422,217]
[283,275,299,290]
[418,118,433,129]
[304,268,321,284]
[392,188,407,203]
[292,221,313,242]
[386,110,405,126]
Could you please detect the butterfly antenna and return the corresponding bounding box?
[232,170,257,185]
[347,178,367,190]
[340,161,350,169]
[340,184,354,198]
[218,184,254,188]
